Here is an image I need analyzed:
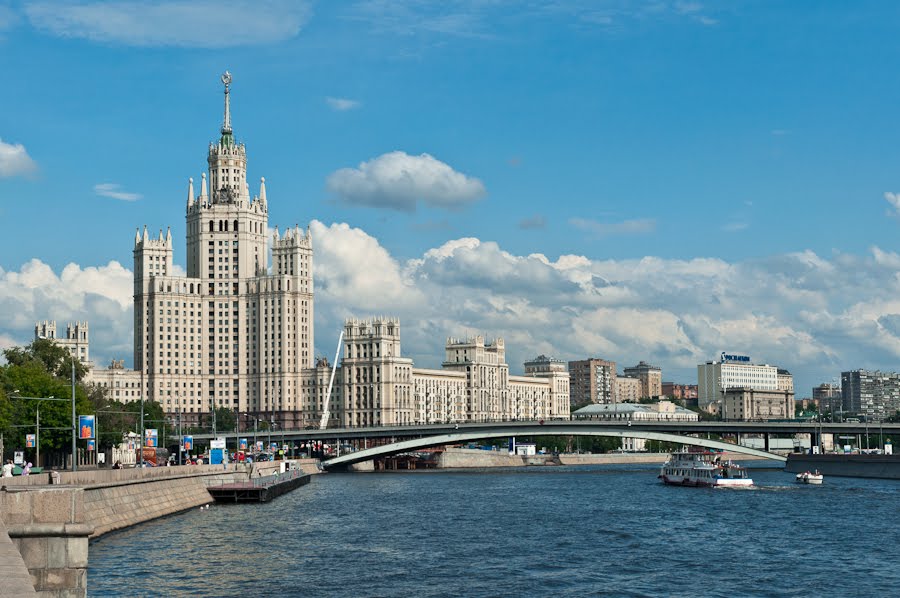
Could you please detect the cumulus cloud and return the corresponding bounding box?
[8,227,900,397]
[94,183,142,202]
[326,151,486,212]
[570,217,656,237]
[0,138,38,178]
[24,0,311,47]
[0,259,134,366]
[326,97,361,111]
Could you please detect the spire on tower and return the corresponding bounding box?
[142,226,149,242]
[200,173,208,203]
[259,177,267,203]
[135,228,140,245]
[187,177,194,209]
[220,71,234,146]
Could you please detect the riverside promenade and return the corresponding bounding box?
[0,460,321,597]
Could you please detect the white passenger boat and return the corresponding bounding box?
[795,470,824,484]
[658,452,753,487]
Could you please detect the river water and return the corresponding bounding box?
[88,463,900,597]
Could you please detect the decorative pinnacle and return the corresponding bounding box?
[221,71,232,134]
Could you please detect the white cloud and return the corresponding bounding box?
[884,192,900,217]
[326,97,362,111]
[0,259,134,366]
[94,183,142,202]
[326,151,486,212]
[9,228,900,398]
[0,138,37,178]
[24,0,311,47]
[570,217,656,237]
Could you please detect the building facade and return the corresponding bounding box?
[572,401,699,451]
[130,72,314,427]
[616,376,641,403]
[34,321,90,365]
[79,73,570,430]
[721,387,794,421]
[697,356,779,409]
[841,370,900,422]
[623,361,662,399]
[661,382,698,401]
[812,383,841,415]
[567,358,616,405]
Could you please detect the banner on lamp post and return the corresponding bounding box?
[25,434,36,448]
[239,438,248,451]
[183,436,193,451]
[87,439,95,452]
[79,415,95,440]
[145,428,158,448]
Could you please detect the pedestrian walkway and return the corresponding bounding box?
[0,521,36,597]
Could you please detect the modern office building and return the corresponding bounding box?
[567,358,616,405]
[623,361,662,399]
[697,354,779,409]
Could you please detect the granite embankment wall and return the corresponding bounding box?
[0,460,322,597]
[0,520,38,597]
[435,449,768,469]
[2,460,322,539]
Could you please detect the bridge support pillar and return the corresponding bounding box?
[764,434,769,452]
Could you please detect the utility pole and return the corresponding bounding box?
[71,356,77,472]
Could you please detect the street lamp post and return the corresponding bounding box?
[12,392,74,469]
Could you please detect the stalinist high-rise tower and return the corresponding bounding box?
[132,72,314,428]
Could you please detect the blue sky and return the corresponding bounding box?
[3,0,900,398]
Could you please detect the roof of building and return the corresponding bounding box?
[573,402,696,416]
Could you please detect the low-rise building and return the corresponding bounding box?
[721,387,794,421]
[572,401,699,450]
[661,382,698,401]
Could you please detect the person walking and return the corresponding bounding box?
[1,459,13,477]
[22,462,32,476]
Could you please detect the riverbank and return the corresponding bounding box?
[432,448,770,469]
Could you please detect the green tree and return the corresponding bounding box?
[213,407,237,432]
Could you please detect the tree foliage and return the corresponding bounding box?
[0,340,93,458]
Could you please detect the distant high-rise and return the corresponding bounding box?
[568,358,616,405]
[623,361,662,399]
[841,370,900,422]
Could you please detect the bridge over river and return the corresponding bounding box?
[191,420,899,466]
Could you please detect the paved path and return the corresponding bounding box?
[0,521,36,597]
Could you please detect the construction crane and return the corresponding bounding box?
[319,330,344,430]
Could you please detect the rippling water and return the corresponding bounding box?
[88,464,900,597]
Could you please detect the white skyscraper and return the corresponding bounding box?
[133,72,314,428]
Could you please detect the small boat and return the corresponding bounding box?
[795,470,824,485]
[658,451,753,487]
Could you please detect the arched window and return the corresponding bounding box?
[234,219,238,231]
[209,221,214,232]
[225,220,229,232]
[219,220,223,232]
[190,283,194,294]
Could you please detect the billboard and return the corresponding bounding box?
[256,441,264,452]
[87,439,95,452]
[239,438,248,451]
[183,435,193,451]
[145,428,158,448]
[79,415,95,440]
[25,434,36,448]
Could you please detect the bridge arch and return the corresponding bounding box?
[323,425,786,469]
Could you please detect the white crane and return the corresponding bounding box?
[319,330,344,430]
